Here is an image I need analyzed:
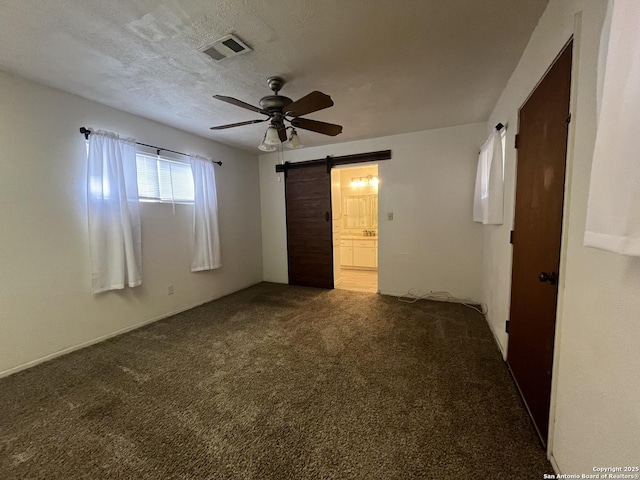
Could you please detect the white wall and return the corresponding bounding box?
[259,124,486,301]
[0,70,263,376]
[482,0,640,473]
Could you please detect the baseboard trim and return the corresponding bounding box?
[548,451,561,475]
[485,314,508,359]
[0,281,261,379]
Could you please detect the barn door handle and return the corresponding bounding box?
[538,272,557,285]
[325,211,330,222]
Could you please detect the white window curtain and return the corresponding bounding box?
[87,130,142,293]
[473,129,504,224]
[189,155,221,271]
[584,0,640,256]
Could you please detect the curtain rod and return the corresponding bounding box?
[79,127,222,166]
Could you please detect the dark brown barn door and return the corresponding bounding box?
[507,41,572,445]
[285,164,334,288]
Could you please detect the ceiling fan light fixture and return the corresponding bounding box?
[264,125,281,145]
[258,142,276,152]
[258,130,277,152]
[285,129,303,149]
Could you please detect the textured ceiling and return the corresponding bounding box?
[0,0,548,152]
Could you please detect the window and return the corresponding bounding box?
[135,153,194,203]
[473,129,505,225]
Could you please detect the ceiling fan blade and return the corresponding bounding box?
[276,123,287,142]
[291,118,343,136]
[213,95,266,114]
[285,91,334,117]
[210,118,268,130]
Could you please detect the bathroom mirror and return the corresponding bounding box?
[343,195,378,228]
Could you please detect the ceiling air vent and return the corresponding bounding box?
[200,34,252,61]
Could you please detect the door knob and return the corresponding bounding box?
[538,272,557,285]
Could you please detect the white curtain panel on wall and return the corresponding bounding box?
[189,155,221,271]
[473,129,504,225]
[584,0,640,256]
[87,130,142,293]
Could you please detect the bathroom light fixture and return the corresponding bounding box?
[350,175,379,188]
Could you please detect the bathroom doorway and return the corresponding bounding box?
[331,164,378,293]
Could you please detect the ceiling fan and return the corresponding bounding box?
[210,76,343,150]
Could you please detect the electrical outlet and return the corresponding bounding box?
[387,212,394,221]
[167,285,174,295]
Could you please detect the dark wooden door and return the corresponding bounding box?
[285,165,334,289]
[507,41,572,444]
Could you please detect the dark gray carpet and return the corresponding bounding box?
[0,282,552,479]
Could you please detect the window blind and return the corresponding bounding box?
[135,153,194,203]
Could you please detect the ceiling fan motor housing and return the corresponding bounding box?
[259,95,293,113]
[260,76,292,119]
